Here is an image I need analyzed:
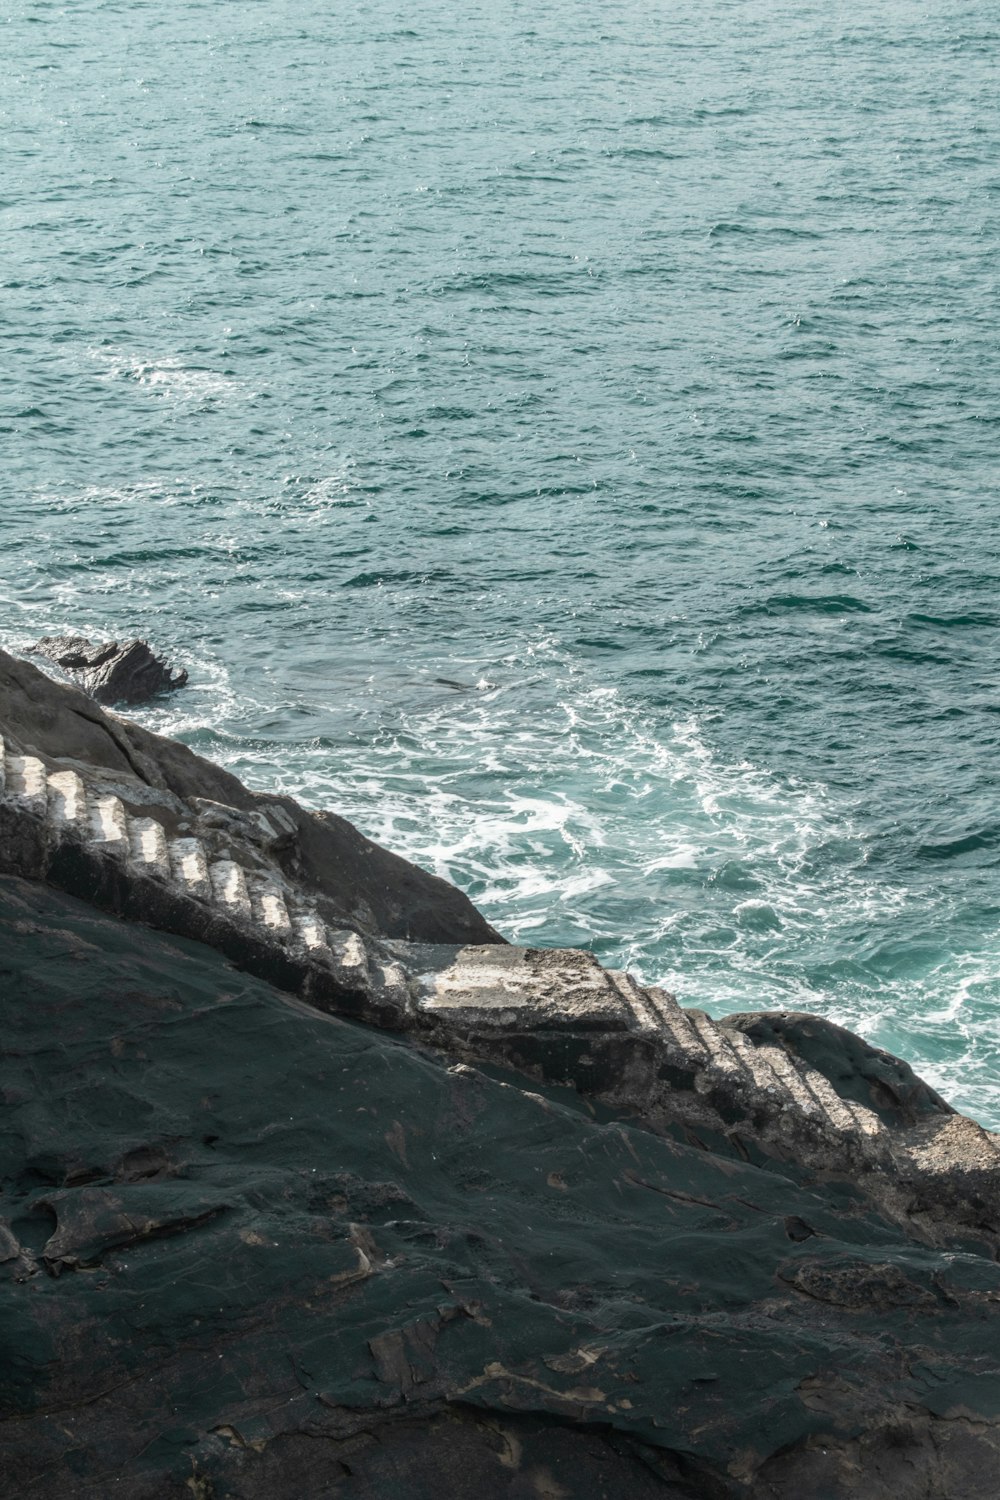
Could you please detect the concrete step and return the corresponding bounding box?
[129,816,170,877]
[376,960,407,994]
[754,1043,826,1123]
[0,733,6,796]
[646,988,707,1062]
[47,769,88,829]
[607,970,663,1033]
[725,1028,786,1100]
[686,1009,750,1089]
[845,1099,884,1138]
[6,754,47,809]
[293,911,330,953]
[329,928,370,978]
[209,859,251,920]
[250,878,293,936]
[783,1058,868,1137]
[604,971,707,1060]
[169,836,212,901]
[89,794,129,854]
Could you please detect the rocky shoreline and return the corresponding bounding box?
[2,645,1000,1497]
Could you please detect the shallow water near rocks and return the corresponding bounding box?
[4,0,1000,1122]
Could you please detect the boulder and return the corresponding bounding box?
[30,634,188,705]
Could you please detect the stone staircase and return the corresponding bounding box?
[400,939,890,1160]
[1,727,964,1205]
[9,740,278,928]
[0,733,396,1004]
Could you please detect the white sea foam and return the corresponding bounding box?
[88,348,249,404]
[194,652,881,980]
[211,659,998,1123]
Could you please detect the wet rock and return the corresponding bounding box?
[30,634,188,705]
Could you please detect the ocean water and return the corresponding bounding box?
[4,0,1000,1123]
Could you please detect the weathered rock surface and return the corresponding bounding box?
[30,634,189,705]
[3,642,1000,1496]
[2,876,1000,1499]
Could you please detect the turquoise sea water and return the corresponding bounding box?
[4,0,1000,1122]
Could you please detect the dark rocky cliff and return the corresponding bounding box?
[2,647,1000,1498]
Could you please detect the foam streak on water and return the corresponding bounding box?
[4,0,1000,1122]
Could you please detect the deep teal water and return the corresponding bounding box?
[4,0,1000,1121]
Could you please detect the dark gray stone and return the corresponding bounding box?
[30,633,188,705]
[2,876,1000,1499]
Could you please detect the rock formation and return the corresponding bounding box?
[30,634,189,705]
[0,647,500,948]
[2,644,1000,1497]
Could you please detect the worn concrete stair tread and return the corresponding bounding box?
[607,969,663,1033]
[376,961,407,994]
[209,859,251,919]
[845,1100,885,1139]
[169,836,212,901]
[646,989,709,1063]
[128,816,170,875]
[47,768,88,828]
[607,971,709,1060]
[328,927,371,977]
[783,1060,877,1139]
[6,753,48,807]
[249,878,293,935]
[416,945,634,1035]
[725,1028,787,1100]
[89,793,129,852]
[753,1043,827,1122]
[292,911,331,954]
[686,1008,751,1087]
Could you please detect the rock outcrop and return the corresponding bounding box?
[0,647,502,947]
[30,634,189,704]
[2,644,1000,1497]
